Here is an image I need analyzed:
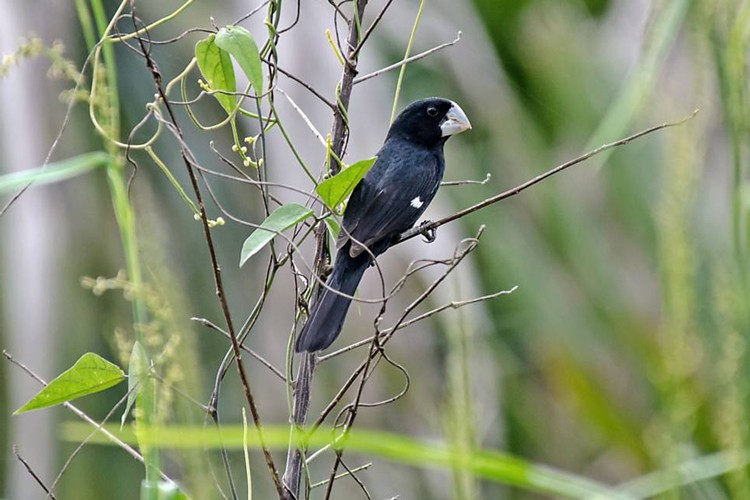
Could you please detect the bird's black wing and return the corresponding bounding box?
[340,141,442,257]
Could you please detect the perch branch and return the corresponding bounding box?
[396,110,699,244]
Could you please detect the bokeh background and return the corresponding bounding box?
[2,0,749,498]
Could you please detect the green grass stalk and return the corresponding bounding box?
[83,0,160,493]
[444,290,478,500]
[390,0,427,123]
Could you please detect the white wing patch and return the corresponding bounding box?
[410,196,423,209]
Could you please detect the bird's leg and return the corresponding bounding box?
[297,296,310,317]
[418,220,437,243]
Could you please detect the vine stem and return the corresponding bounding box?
[328,0,369,175]
[283,1,369,498]
[134,28,288,500]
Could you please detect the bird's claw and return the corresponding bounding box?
[420,221,437,243]
[322,263,334,278]
[298,297,310,316]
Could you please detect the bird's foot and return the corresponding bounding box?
[419,220,437,243]
[322,263,334,277]
[298,296,310,316]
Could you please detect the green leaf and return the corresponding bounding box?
[15,353,125,414]
[324,216,341,244]
[121,341,148,428]
[214,25,264,97]
[316,157,377,211]
[0,152,110,195]
[195,34,237,113]
[240,203,314,267]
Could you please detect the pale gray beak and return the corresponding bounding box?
[440,102,472,137]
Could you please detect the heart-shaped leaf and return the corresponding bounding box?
[195,34,237,113]
[240,204,314,267]
[316,157,377,211]
[15,353,125,414]
[215,26,264,97]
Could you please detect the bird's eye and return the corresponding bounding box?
[426,107,438,117]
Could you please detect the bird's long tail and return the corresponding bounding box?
[295,248,370,352]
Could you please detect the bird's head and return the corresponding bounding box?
[387,98,471,148]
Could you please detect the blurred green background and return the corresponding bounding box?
[2,0,749,498]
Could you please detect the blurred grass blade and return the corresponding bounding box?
[195,34,237,113]
[584,0,690,164]
[316,156,376,211]
[711,2,750,281]
[0,152,110,195]
[61,423,630,498]
[215,25,264,97]
[618,449,750,498]
[121,341,148,428]
[547,351,649,462]
[345,430,629,499]
[242,408,253,500]
[240,203,314,266]
[15,353,125,414]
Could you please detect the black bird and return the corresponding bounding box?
[295,98,471,352]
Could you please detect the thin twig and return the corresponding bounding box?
[318,286,518,360]
[321,232,483,494]
[195,166,287,498]
[191,317,288,382]
[47,391,133,497]
[193,158,318,203]
[441,172,492,187]
[233,0,271,25]
[13,446,57,499]
[310,462,372,488]
[350,0,395,59]
[332,348,411,417]
[278,89,328,148]
[353,32,461,85]
[323,328,381,495]
[118,27,214,46]
[295,234,483,487]
[264,59,336,109]
[337,457,372,499]
[381,230,484,346]
[311,230,483,431]
[323,451,344,499]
